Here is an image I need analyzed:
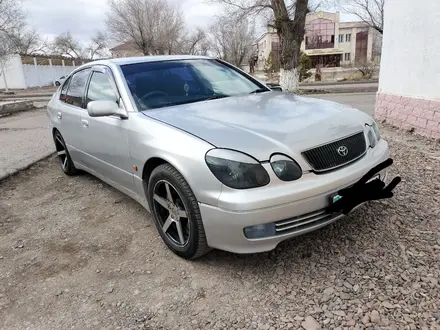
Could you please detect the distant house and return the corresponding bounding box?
[109,42,143,58]
[254,11,380,71]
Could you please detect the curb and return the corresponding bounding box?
[299,79,378,87]
[0,101,35,116]
[0,151,55,182]
[0,93,54,100]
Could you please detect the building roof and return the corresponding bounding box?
[109,41,138,52]
[339,21,370,29]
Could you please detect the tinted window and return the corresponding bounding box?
[60,77,71,102]
[86,72,118,106]
[65,68,91,107]
[121,59,265,110]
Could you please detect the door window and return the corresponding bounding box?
[60,77,71,102]
[65,68,91,107]
[86,71,119,106]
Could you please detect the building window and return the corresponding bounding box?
[344,53,351,61]
[305,18,335,49]
[346,34,351,42]
[356,29,369,62]
[338,34,343,43]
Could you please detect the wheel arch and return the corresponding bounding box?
[140,154,204,201]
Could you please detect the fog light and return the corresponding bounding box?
[244,223,276,239]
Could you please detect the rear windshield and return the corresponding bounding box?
[120,59,266,110]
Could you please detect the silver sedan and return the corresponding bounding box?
[47,55,400,259]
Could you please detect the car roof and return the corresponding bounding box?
[91,55,213,67]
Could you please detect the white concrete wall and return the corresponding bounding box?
[379,0,440,101]
[22,64,76,88]
[0,55,78,89]
[0,55,26,89]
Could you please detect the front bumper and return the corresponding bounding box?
[199,140,390,254]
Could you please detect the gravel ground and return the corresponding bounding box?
[0,130,439,330]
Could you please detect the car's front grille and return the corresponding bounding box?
[302,132,367,172]
[275,209,341,235]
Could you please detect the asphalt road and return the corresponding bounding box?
[0,92,377,180]
[305,92,376,116]
[0,108,54,180]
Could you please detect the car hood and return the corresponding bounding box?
[143,92,372,161]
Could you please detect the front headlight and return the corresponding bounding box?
[205,149,270,189]
[270,154,302,181]
[366,121,381,148]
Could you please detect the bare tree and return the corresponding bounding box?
[88,31,108,59]
[106,0,185,55]
[7,28,48,55]
[52,32,85,59]
[0,0,26,35]
[182,27,209,55]
[335,0,384,34]
[354,57,379,78]
[210,0,309,91]
[210,16,255,67]
[1,0,28,90]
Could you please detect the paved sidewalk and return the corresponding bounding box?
[0,108,54,180]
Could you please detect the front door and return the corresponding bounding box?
[79,66,135,193]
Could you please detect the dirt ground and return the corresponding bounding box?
[0,131,439,330]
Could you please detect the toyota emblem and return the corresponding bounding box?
[337,146,348,156]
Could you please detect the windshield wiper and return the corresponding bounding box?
[205,94,228,101]
[249,88,270,94]
[146,95,229,110]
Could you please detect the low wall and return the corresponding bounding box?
[1,55,80,89]
[0,55,26,89]
[22,64,76,88]
[303,67,379,83]
[375,92,440,139]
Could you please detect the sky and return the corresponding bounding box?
[23,0,221,46]
[23,0,356,46]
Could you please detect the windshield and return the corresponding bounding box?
[120,59,269,110]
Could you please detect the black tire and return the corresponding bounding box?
[55,81,60,86]
[53,130,78,176]
[148,164,211,259]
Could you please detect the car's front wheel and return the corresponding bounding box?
[148,164,211,259]
[53,130,77,176]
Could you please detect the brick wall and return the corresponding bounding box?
[375,92,440,140]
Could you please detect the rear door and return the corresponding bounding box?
[56,68,91,163]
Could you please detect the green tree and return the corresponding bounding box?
[299,52,312,81]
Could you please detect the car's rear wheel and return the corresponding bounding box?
[148,164,211,259]
[55,81,60,86]
[53,130,77,176]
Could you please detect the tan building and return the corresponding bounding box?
[254,11,379,70]
[109,42,143,58]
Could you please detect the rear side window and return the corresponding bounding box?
[86,72,118,106]
[60,77,70,102]
[65,68,91,107]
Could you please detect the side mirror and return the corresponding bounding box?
[87,100,128,119]
[266,83,283,92]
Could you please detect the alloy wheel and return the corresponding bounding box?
[54,134,68,171]
[152,180,190,246]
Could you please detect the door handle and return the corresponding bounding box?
[81,119,89,128]
[57,112,62,119]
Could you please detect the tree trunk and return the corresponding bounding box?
[271,0,308,92]
[278,20,300,91]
